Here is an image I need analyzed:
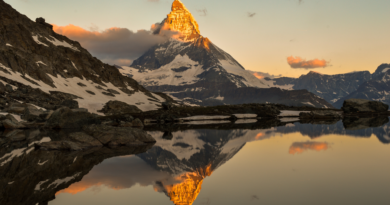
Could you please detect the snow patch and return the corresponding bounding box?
[233,114,258,119]
[46,36,80,52]
[122,54,202,87]
[219,60,270,88]
[181,120,231,125]
[36,61,47,67]
[38,160,48,166]
[180,115,231,121]
[278,110,310,117]
[32,35,49,47]
[0,112,22,122]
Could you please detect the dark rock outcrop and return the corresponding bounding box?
[333,64,390,108]
[299,110,343,119]
[57,99,79,109]
[0,1,171,113]
[45,107,100,129]
[98,100,142,115]
[342,99,389,113]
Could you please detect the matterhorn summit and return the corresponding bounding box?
[119,0,332,108]
[165,0,201,41]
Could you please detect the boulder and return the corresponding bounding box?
[5,114,19,124]
[5,84,13,92]
[45,107,100,129]
[22,107,45,122]
[162,102,173,110]
[68,132,103,148]
[132,118,144,127]
[98,100,142,116]
[39,110,54,121]
[83,124,155,147]
[35,17,53,30]
[2,119,24,129]
[6,103,26,114]
[0,81,5,94]
[0,98,6,109]
[342,99,389,113]
[58,99,79,109]
[299,110,343,119]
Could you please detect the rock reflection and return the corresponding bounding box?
[0,129,153,205]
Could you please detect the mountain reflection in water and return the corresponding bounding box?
[0,117,390,205]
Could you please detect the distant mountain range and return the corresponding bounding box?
[119,0,333,108]
[268,64,390,108]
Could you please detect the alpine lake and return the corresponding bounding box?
[1,117,390,205]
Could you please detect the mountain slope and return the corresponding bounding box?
[120,0,333,108]
[0,1,169,113]
[269,71,372,104]
[333,64,390,108]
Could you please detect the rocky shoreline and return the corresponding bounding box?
[1,97,389,153]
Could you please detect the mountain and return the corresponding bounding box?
[0,1,171,113]
[333,64,390,108]
[268,71,372,104]
[138,129,258,205]
[119,0,333,108]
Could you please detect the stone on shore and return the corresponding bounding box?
[342,99,389,113]
[98,100,142,116]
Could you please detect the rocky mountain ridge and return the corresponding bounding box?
[269,64,390,108]
[0,0,170,113]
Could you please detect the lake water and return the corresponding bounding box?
[1,119,390,205]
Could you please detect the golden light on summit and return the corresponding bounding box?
[165,0,201,41]
[161,164,213,205]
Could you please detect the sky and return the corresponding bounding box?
[5,0,390,77]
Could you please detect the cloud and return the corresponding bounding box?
[247,12,256,18]
[248,70,282,79]
[298,0,304,5]
[197,9,208,16]
[287,56,330,69]
[53,24,178,66]
[289,141,329,155]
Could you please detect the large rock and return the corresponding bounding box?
[98,100,142,116]
[0,81,5,94]
[39,132,103,151]
[6,103,26,114]
[299,110,343,119]
[68,132,102,147]
[57,100,79,109]
[2,119,24,129]
[83,124,155,147]
[342,99,389,113]
[162,102,173,110]
[45,107,100,129]
[22,107,45,122]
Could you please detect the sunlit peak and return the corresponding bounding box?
[165,0,201,41]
